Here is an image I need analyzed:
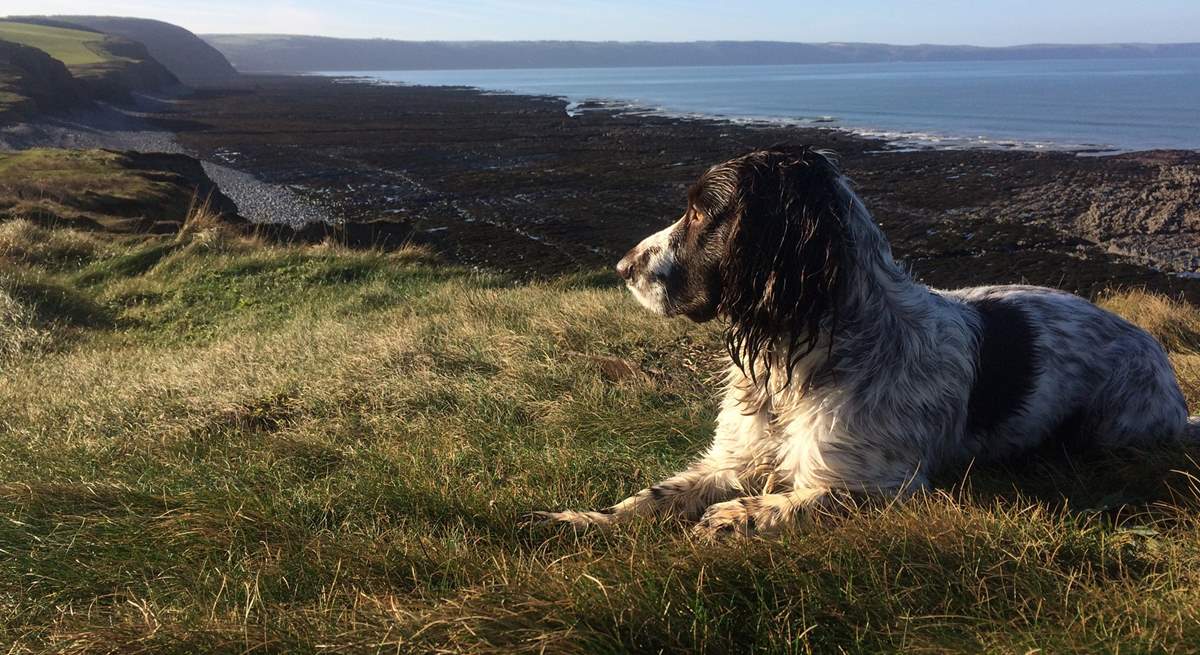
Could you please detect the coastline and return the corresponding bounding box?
[318,58,1200,155]
[170,76,1200,291]
[331,73,1118,154]
[5,74,1199,299]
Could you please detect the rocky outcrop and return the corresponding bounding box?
[993,152,1200,273]
[1075,157,1200,238]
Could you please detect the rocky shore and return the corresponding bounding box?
[163,76,1199,297]
[7,74,1200,299]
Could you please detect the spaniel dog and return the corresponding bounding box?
[534,146,1190,539]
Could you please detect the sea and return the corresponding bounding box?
[324,58,1200,152]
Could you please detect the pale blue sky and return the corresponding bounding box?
[4,0,1198,45]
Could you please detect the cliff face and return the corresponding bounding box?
[71,35,179,101]
[0,17,180,107]
[0,39,89,120]
[14,16,240,86]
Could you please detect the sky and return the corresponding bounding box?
[3,0,1198,45]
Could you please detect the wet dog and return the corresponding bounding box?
[534,146,1189,538]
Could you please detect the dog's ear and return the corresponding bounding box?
[719,147,850,385]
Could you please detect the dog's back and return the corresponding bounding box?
[945,284,1188,464]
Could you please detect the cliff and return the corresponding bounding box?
[0,39,89,120]
[22,16,240,86]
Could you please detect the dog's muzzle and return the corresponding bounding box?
[616,248,639,282]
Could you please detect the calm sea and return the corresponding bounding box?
[326,58,1200,152]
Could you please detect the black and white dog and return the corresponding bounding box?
[535,146,1190,538]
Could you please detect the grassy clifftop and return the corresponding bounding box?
[2,201,1200,651]
[0,19,176,104]
[17,15,241,86]
[2,141,1200,655]
[0,38,88,119]
[0,148,240,233]
[0,20,116,66]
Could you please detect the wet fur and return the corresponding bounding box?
[535,146,1190,539]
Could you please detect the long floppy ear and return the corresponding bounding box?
[718,147,850,387]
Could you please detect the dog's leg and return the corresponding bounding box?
[530,381,771,530]
[691,487,831,539]
[691,476,928,540]
[529,459,745,529]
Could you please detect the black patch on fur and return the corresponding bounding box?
[1049,408,1091,451]
[966,299,1038,434]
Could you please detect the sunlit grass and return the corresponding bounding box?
[0,21,122,67]
[2,220,1199,653]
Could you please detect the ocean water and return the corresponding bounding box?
[326,58,1200,152]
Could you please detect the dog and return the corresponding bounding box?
[533,146,1190,539]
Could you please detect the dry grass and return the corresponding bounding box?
[2,223,1200,653]
[0,279,47,361]
[0,149,201,232]
[171,197,253,251]
[0,219,107,268]
[1101,290,1200,353]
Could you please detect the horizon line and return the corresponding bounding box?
[197,34,1200,48]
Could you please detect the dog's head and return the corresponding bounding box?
[617,146,851,372]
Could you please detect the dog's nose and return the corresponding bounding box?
[616,255,635,281]
[617,246,645,281]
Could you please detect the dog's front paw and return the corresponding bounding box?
[692,499,754,540]
[693,496,794,540]
[524,509,615,530]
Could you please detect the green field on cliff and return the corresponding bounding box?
[3,186,1200,652]
[0,20,124,67]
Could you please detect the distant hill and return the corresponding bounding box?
[16,16,240,86]
[201,35,1200,72]
[0,19,176,101]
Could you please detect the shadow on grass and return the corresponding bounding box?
[2,271,112,327]
[941,442,1200,522]
[73,242,176,286]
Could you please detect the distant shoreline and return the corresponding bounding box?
[202,34,1200,74]
[316,58,1200,154]
[158,75,1200,290]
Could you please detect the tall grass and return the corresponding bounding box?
[2,223,1200,653]
[0,279,47,361]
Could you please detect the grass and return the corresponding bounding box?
[0,149,212,232]
[0,21,122,67]
[3,216,1200,653]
